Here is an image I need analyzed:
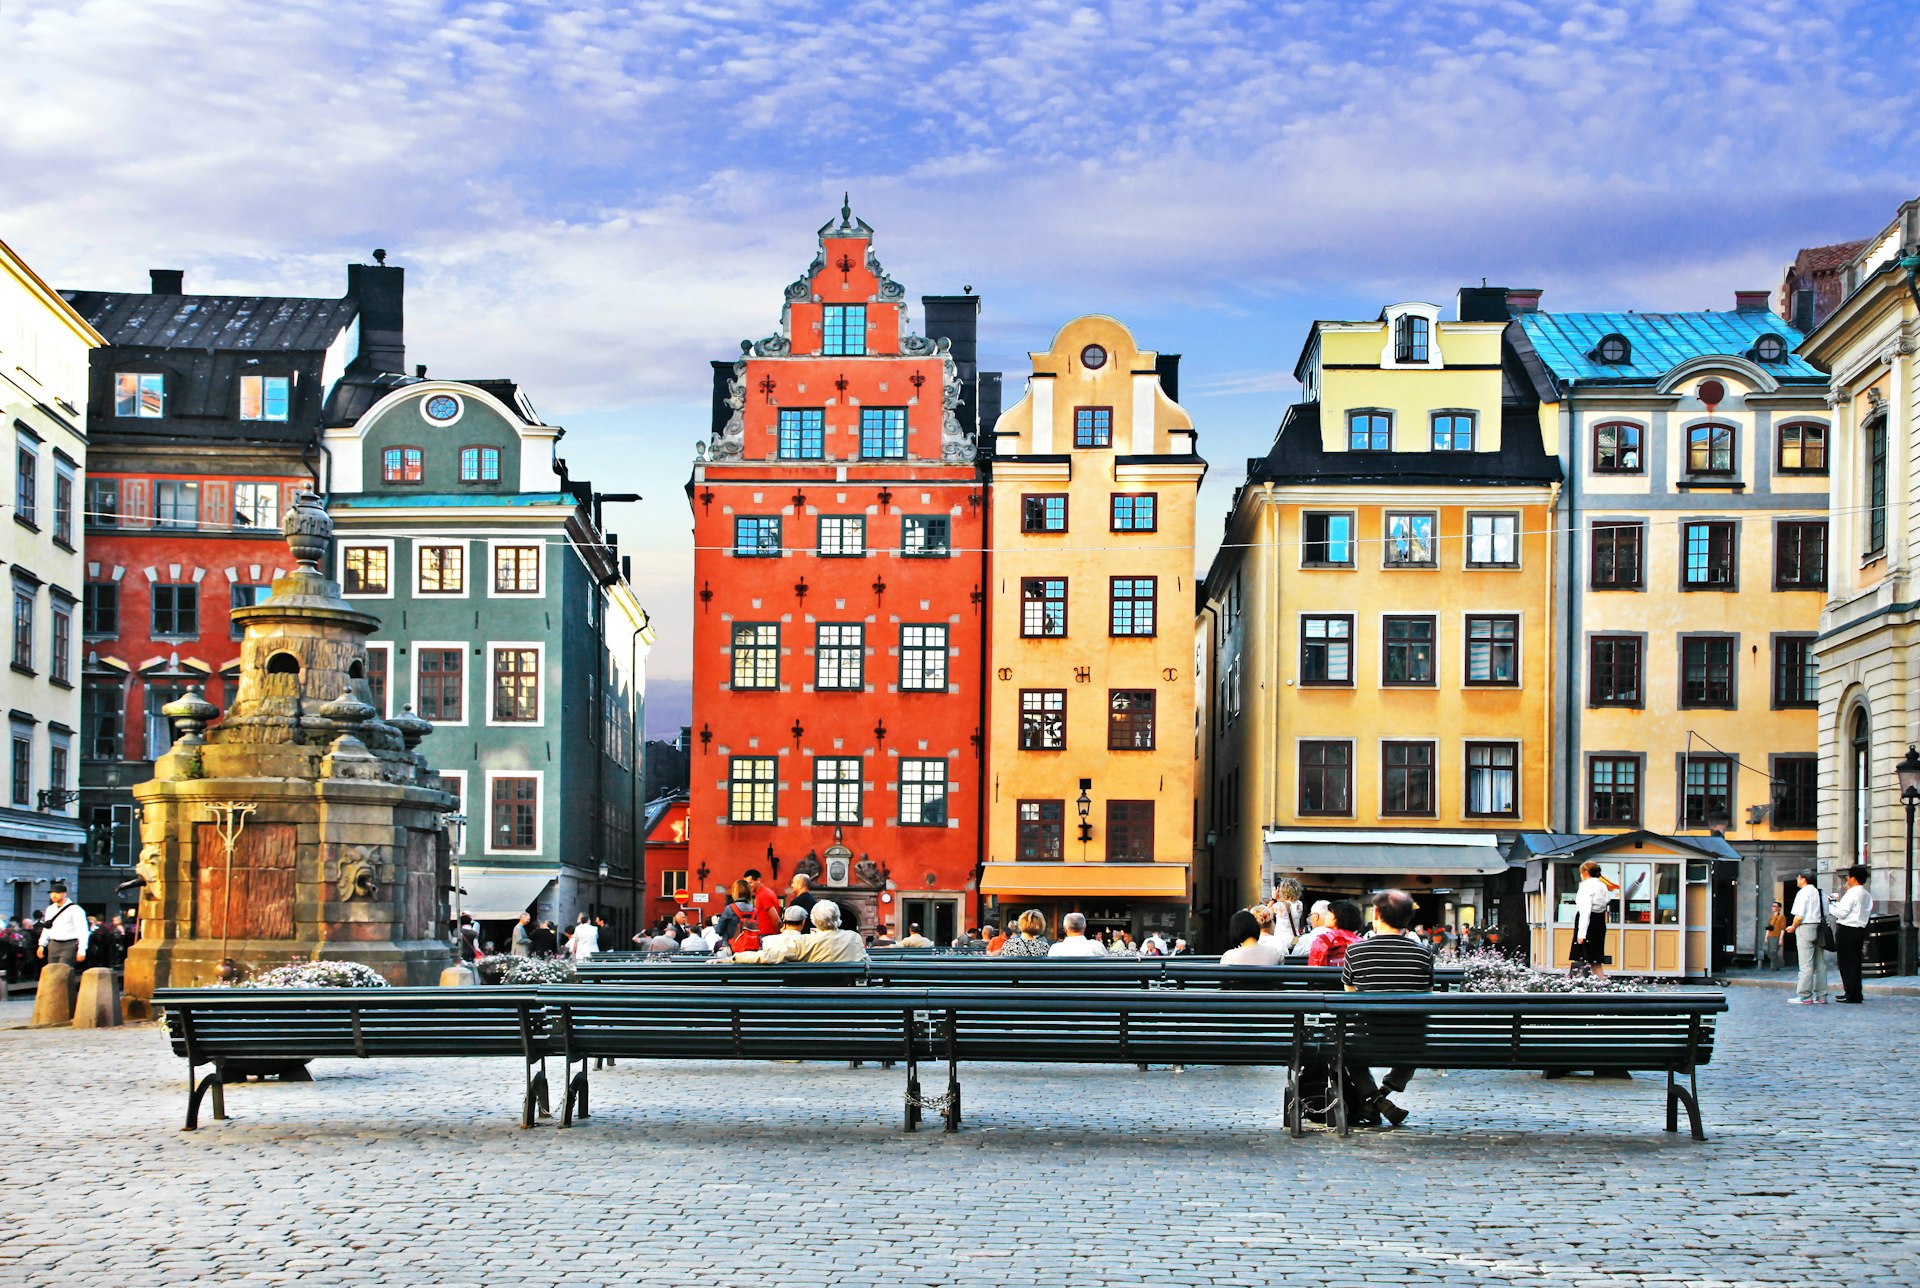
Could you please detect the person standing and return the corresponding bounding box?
[1786,870,1830,1005]
[785,874,818,930]
[1570,861,1620,976]
[742,869,782,937]
[1761,901,1788,971]
[36,882,88,970]
[510,913,534,957]
[1268,879,1306,957]
[1830,866,1875,1004]
[564,914,600,962]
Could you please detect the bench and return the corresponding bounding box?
[574,958,1466,991]
[155,987,552,1131]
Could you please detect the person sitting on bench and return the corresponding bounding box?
[1342,889,1434,1128]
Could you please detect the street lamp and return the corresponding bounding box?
[1076,778,1093,846]
[442,811,467,925]
[1895,745,1920,979]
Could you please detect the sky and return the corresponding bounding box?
[5,0,1916,735]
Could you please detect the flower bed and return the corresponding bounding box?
[235,960,391,989]
[1450,947,1644,994]
[474,954,577,985]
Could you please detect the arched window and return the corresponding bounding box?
[1592,421,1644,473]
[1776,421,1828,475]
[1593,333,1631,365]
[1850,708,1871,867]
[1686,423,1735,475]
[381,446,424,484]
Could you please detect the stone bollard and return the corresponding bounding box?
[73,969,124,1029]
[31,965,75,1027]
[439,965,478,987]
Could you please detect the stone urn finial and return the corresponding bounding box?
[318,688,375,727]
[282,490,332,569]
[388,705,432,751]
[161,686,220,746]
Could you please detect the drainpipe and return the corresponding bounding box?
[1561,383,1577,834]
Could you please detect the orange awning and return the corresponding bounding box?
[979,862,1189,900]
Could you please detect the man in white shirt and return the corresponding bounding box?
[732,905,809,963]
[564,914,600,962]
[1830,865,1875,1004]
[36,881,88,968]
[1290,900,1334,960]
[1046,911,1108,957]
[1786,870,1831,1004]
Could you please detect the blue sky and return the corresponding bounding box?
[5,0,1916,733]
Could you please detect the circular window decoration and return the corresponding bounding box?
[1080,344,1108,370]
[1595,334,1629,364]
[423,393,462,423]
[1753,333,1786,363]
[1697,379,1726,408]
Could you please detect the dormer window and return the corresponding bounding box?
[1751,333,1787,363]
[1431,412,1475,452]
[239,374,291,421]
[1394,315,1429,363]
[382,446,424,484]
[1348,411,1392,452]
[1593,334,1631,365]
[459,445,501,483]
[114,372,164,418]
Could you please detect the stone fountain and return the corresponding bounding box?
[123,492,457,1015]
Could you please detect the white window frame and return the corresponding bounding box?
[1465,512,1521,569]
[338,538,396,599]
[438,768,468,855]
[232,481,279,532]
[414,540,471,598]
[411,640,470,728]
[487,539,544,599]
[363,642,393,718]
[483,768,545,856]
[486,641,546,727]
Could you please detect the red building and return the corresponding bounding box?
[689,203,997,943]
[640,793,691,932]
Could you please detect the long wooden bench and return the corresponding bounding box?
[156,987,552,1131]
[574,958,1466,991]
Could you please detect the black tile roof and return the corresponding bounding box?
[62,290,358,352]
[1247,401,1563,487]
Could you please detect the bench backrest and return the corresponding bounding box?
[1330,991,1725,1069]
[155,988,547,1061]
[544,985,917,1062]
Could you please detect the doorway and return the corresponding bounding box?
[900,897,959,946]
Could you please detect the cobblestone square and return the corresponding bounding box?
[2,987,1914,1287]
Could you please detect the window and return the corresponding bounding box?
[1753,333,1788,363]
[1773,756,1818,829]
[1110,577,1156,637]
[83,686,121,759]
[1382,615,1435,686]
[1301,615,1353,684]
[733,517,782,558]
[1681,757,1732,828]
[1592,421,1643,473]
[1431,412,1474,451]
[52,467,73,546]
[239,374,291,421]
[1594,333,1630,365]
[459,446,501,483]
[660,869,688,900]
[417,648,464,722]
[342,546,390,595]
[1682,522,1736,588]
[1868,415,1888,554]
[153,480,199,529]
[50,604,71,684]
[86,478,119,527]
[728,757,775,824]
[1588,757,1640,826]
[491,776,539,850]
[1589,636,1642,707]
[83,583,116,637]
[11,589,33,670]
[822,304,866,356]
[818,516,866,557]
[1108,689,1155,750]
[1686,423,1735,475]
[812,757,863,824]
[1074,407,1112,448]
[231,482,278,531]
[1017,800,1064,860]
[859,407,907,460]
[48,740,68,809]
[1773,636,1818,708]
[1394,314,1430,363]
[418,544,466,594]
[902,515,949,557]
[228,584,270,639]
[1590,522,1644,589]
[1111,494,1157,531]
[10,734,28,806]
[1775,522,1827,591]
[1465,742,1518,817]
[14,443,36,527]
[1382,742,1435,816]
[777,409,825,460]
[365,645,389,717]
[899,759,948,826]
[730,624,779,690]
[815,624,864,690]
[151,584,197,638]
[1777,422,1827,474]
[1302,512,1353,566]
[1466,513,1519,567]
[1022,495,1067,533]
[1465,615,1518,685]
[1680,636,1735,708]
[144,682,186,758]
[492,544,541,594]
[1021,577,1066,637]
[1019,689,1066,750]
[491,647,540,722]
[900,624,947,691]
[1348,411,1391,451]
[114,372,164,418]
[1385,512,1435,566]
[1106,800,1154,862]
[1298,741,1351,815]
[381,446,424,484]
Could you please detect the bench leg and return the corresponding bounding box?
[1331,1027,1350,1139]
[562,1064,590,1128]
[1667,1069,1705,1141]
[943,1054,961,1133]
[210,1066,227,1121]
[902,1013,920,1132]
[185,1068,223,1132]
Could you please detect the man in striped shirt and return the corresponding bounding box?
[1340,889,1434,1126]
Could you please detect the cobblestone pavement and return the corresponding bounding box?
[2,988,1914,1287]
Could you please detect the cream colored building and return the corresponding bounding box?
[0,238,101,918]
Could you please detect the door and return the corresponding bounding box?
[901,897,958,946]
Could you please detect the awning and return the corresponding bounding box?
[1263,833,1509,877]
[457,873,553,920]
[979,862,1188,900]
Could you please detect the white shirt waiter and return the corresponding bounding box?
[1831,883,1873,929]
[38,892,89,964]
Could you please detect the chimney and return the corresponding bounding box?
[1734,290,1770,313]
[1155,354,1181,402]
[149,269,184,295]
[710,360,736,440]
[1456,286,1510,322]
[345,259,406,375]
[924,294,982,437]
[1504,289,1542,315]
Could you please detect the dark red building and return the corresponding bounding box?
[689,203,998,943]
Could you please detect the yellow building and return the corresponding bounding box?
[1200,292,1560,941]
[980,317,1204,941]
[1517,290,1828,967]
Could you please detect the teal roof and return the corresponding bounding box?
[1518,309,1825,387]
[330,492,576,509]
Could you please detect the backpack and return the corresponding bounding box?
[727,901,762,953]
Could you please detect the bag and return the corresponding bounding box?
[727,901,761,954]
[1816,892,1837,952]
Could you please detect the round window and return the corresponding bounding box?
[424,394,461,422]
[1596,334,1629,364]
[1080,344,1108,370]
[1754,334,1786,362]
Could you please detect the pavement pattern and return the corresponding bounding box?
[1,987,1913,1287]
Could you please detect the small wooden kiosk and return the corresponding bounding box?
[1515,831,1737,977]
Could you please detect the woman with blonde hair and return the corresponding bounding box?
[1269,878,1307,956]
[994,908,1053,958]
